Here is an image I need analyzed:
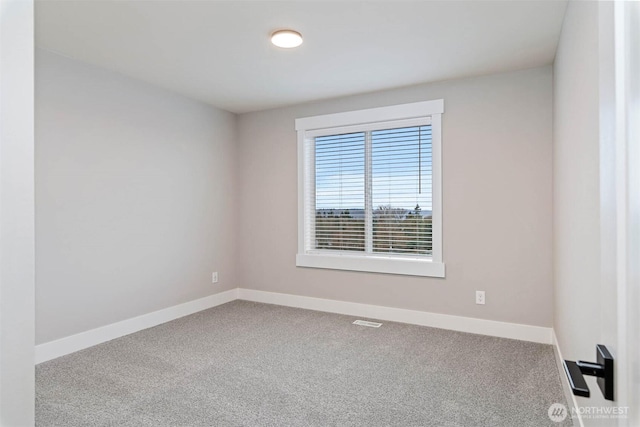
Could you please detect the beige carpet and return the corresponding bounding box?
[37,300,572,426]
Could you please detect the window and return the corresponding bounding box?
[296,100,444,277]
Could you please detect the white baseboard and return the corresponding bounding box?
[552,330,585,427]
[237,288,553,344]
[35,288,238,364]
[36,287,553,364]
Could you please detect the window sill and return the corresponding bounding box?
[296,253,445,278]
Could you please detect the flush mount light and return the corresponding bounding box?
[271,30,303,48]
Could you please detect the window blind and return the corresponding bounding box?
[313,132,365,252]
[309,124,432,257]
[371,126,432,256]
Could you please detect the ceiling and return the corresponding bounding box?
[36,1,567,114]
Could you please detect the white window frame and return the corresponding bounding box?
[295,100,445,278]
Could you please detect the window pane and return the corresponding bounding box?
[315,132,365,252]
[371,126,432,256]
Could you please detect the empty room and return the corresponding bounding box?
[0,0,638,426]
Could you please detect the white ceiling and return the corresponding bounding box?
[36,1,567,114]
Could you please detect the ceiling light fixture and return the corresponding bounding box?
[271,30,303,48]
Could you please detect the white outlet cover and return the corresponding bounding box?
[212,272,219,283]
[476,291,485,305]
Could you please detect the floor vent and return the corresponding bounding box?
[353,320,382,328]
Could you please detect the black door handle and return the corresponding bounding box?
[563,344,614,401]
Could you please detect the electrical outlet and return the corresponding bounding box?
[476,291,485,305]
[212,272,219,283]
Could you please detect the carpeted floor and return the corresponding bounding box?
[36,300,572,426]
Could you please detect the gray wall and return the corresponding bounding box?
[35,49,238,344]
[237,67,554,327]
[35,52,555,344]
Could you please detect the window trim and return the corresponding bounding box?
[295,100,445,278]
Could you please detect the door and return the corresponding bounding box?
[597,1,639,425]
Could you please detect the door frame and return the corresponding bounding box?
[614,1,640,425]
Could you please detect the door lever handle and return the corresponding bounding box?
[576,360,605,377]
[563,344,614,401]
